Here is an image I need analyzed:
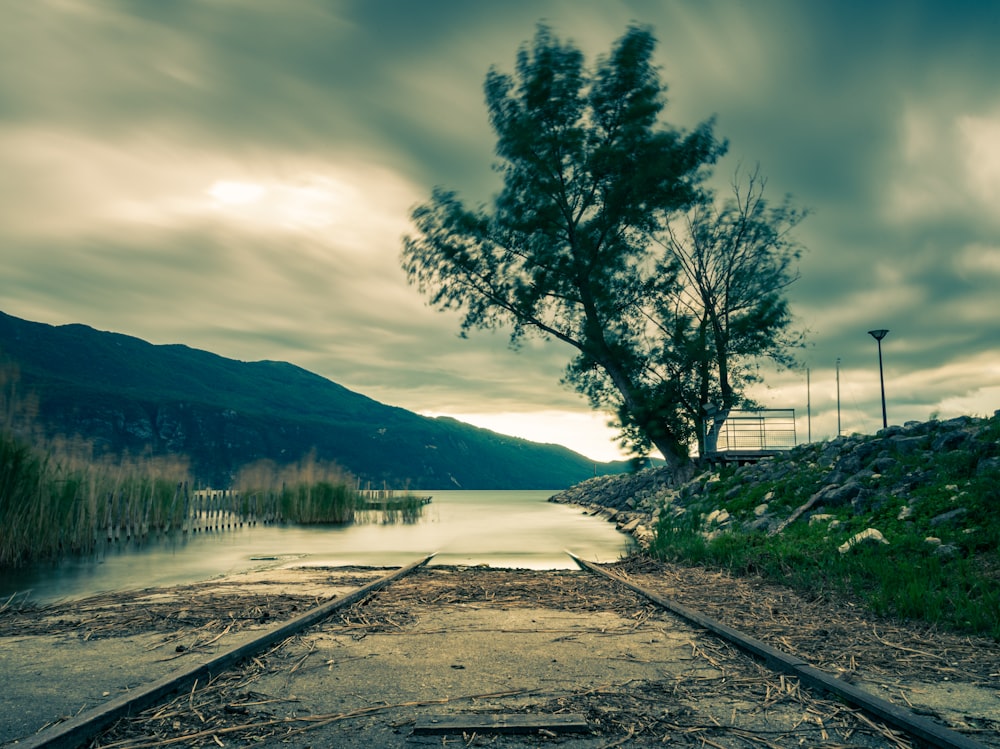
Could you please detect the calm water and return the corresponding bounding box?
[1,491,633,604]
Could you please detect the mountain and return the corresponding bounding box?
[0,311,628,489]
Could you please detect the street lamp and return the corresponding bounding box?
[867,329,889,430]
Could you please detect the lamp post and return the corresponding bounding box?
[867,329,889,430]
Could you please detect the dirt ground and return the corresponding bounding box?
[1,558,998,748]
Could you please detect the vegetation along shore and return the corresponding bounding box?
[0,424,367,568]
[552,412,1000,640]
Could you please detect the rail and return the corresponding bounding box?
[15,554,437,749]
[14,555,989,749]
[703,408,797,464]
[569,553,987,749]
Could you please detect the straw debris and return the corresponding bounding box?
[74,564,997,748]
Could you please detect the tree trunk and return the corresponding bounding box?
[598,356,689,474]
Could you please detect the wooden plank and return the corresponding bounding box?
[413,713,589,735]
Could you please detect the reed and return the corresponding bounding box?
[356,493,429,525]
[0,362,193,566]
[233,452,360,524]
[0,428,193,567]
[0,364,373,567]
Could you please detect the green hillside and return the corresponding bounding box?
[0,311,626,489]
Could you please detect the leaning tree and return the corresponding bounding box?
[402,25,804,470]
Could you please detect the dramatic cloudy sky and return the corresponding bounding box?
[1,1,998,461]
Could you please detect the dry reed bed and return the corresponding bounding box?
[75,565,981,748]
[609,556,1000,687]
[0,572,385,640]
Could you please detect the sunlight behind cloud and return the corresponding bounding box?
[208,180,265,206]
[206,175,356,231]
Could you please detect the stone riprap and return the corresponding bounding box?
[551,412,999,554]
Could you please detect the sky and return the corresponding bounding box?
[1,0,998,462]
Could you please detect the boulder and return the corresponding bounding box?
[929,508,968,527]
[890,435,926,455]
[933,431,970,452]
[818,480,864,508]
[705,508,731,525]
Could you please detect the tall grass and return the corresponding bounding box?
[2,367,191,566]
[234,452,360,524]
[0,429,192,567]
[0,366,364,567]
[653,519,1000,639]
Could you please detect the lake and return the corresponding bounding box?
[0,490,634,604]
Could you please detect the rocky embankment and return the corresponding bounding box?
[550,465,675,547]
[551,412,1000,554]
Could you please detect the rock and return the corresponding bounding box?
[816,480,864,508]
[977,456,1000,476]
[850,489,884,515]
[746,517,775,533]
[933,431,970,451]
[822,470,849,486]
[940,415,974,430]
[838,528,889,554]
[706,509,730,525]
[835,453,863,474]
[930,508,968,527]
[934,543,960,558]
[619,517,642,533]
[890,435,926,455]
[632,525,654,546]
[871,456,897,474]
[552,413,995,557]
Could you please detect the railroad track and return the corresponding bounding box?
[9,554,994,749]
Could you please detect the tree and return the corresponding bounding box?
[656,166,806,455]
[401,25,803,471]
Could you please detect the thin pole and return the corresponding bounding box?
[876,338,887,429]
[806,367,811,442]
[836,357,841,436]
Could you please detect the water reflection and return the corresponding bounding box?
[0,491,633,604]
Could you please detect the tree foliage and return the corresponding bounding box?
[402,25,804,469]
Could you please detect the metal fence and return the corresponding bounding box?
[709,408,797,453]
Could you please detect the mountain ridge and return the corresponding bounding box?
[0,310,627,489]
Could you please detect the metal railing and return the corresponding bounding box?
[708,408,797,453]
